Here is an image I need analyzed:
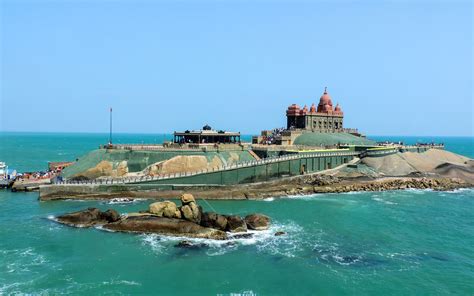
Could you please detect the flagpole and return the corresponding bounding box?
[109,107,113,145]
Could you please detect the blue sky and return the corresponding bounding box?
[1,0,472,136]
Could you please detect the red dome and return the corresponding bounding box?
[310,103,316,113]
[335,103,341,112]
[317,88,334,112]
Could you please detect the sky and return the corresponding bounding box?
[1,0,472,136]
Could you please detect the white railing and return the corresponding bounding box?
[57,150,360,185]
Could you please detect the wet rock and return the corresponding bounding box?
[174,240,207,249]
[56,207,108,227]
[226,215,247,233]
[230,233,253,239]
[244,213,271,230]
[104,216,227,240]
[274,231,286,236]
[149,201,180,218]
[102,209,121,222]
[200,212,227,231]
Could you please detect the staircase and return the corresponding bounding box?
[248,150,261,161]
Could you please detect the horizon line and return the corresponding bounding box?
[1,130,473,138]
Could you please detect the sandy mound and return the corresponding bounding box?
[434,163,474,183]
[362,149,473,181]
[144,155,223,176]
[361,153,417,176]
[399,149,470,172]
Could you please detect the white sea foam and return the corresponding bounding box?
[139,221,304,257]
[445,188,474,194]
[105,197,144,204]
[2,247,48,275]
[101,279,141,286]
[372,197,397,205]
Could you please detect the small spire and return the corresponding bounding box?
[324,86,327,94]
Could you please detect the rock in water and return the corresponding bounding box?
[149,201,180,218]
[200,212,228,231]
[103,216,227,240]
[102,209,121,222]
[56,207,108,227]
[174,240,207,249]
[180,202,202,224]
[226,215,247,233]
[274,231,286,236]
[181,193,196,204]
[244,214,271,230]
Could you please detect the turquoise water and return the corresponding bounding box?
[1,133,473,295]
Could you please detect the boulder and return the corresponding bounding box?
[103,216,227,240]
[244,214,271,230]
[200,212,228,231]
[230,233,253,239]
[149,201,179,218]
[56,207,108,227]
[180,202,202,223]
[102,209,121,222]
[226,215,247,233]
[174,240,207,249]
[275,231,286,236]
[181,193,195,205]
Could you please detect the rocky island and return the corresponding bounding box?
[55,194,271,240]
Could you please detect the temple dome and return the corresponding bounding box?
[317,87,334,112]
[319,88,333,106]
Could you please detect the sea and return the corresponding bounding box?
[0,132,473,295]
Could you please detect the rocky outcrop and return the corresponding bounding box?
[56,208,120,227]
[104,216,227,240]
[54,194,271,240]
[144,155,223,176]
[244,214,271,230]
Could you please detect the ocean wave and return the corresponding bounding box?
[372,197,397,205]
[444,188,474,194]
[101,279,141,286]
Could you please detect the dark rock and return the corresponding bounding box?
[56,207,108,227]
[244,213,271,230]
[104,215,227,240]
[230,233,253,239]
[274,231,286,236]
[101,209,121,222]
[200,212,228,231]
[226,215,247,233]
[174,240,207,249]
